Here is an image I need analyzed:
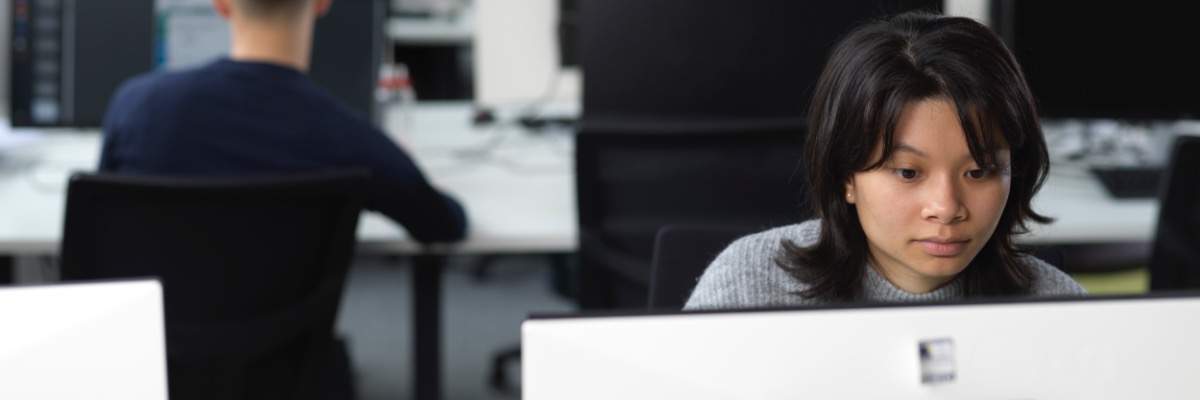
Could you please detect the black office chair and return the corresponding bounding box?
[649,225,758,309]
[576,124,811,309]
[1149,135,1200,290]
[59,170,369,400]
[485,125,811,391]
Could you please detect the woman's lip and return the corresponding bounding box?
[916,239,969,256]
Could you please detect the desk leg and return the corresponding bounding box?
[0,256,12,284]
[412,254,442,400]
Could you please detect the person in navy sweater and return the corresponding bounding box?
[99,0,467,243]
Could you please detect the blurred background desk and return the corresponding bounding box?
[0,101,575,400]
[0,101,1167,278]
[0,100,1169,398]
[0,102,577,255]
[1026,162,1159,244]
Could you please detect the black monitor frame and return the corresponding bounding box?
[992,0,1200,121]
[579,0,943,125]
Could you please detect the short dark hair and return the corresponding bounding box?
[778,11,1051,301]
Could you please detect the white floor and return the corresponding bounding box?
[336,254,576,400]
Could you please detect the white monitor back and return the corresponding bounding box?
[0,279,167,400]
[473,0,580,110]
[524,295,1200,400]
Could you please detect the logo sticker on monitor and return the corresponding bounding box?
[919,338,956,384]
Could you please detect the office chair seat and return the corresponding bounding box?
[59,170,369,400]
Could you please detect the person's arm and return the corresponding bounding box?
[98,75,155,172]
[98,82,135,172]
[98,125,120,172]
[357,129,468,243]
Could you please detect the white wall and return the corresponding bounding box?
[944,0,990,25]
[473,0,580,108]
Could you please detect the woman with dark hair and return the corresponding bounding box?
[684,11,1086,310]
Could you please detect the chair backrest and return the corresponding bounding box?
[575,124,810,309]
[648,224,758,309]
[1149,135,1200,290]
[59,170,369,400]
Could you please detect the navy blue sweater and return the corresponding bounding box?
[100,59,467,243]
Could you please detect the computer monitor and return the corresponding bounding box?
[0,279,166,400]
[992,0,1200,121]
[309,0,386,125]
[557,0,578,68]
[580,0,943,124]
[8,0,155,127]
[8,0,384,127]
[524,294,1200,399]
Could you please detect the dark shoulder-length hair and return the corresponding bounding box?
[779,11,1052,302]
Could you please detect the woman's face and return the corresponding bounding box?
[845,98,1011,294]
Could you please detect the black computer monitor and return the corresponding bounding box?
[9,0,383,128]
[558,0,579,68]
[310,0,385,125]
[992,0,1200,121]
[9,0,156,127]
[580,0,943,124]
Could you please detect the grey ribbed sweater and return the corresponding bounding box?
[683,220,1089,310]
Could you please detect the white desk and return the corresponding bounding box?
[0,102,577,255]
[1026,163,1159,244]
[357,103,577,254]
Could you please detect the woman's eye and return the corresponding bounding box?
[893,169,919,180]
[966,168,991,179]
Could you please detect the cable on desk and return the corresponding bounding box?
[420,117,572,177]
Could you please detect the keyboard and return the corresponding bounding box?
[1090,166,1164,199]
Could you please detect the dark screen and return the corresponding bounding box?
[310,0,385,125]
[995,0,1200,120]
[580,0,943,123]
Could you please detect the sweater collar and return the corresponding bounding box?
[861,264,963,303]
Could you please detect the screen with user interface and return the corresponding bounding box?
[9,0,383,127]
[524,294,1200,399]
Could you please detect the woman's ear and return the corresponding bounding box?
[844,177,857,204]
